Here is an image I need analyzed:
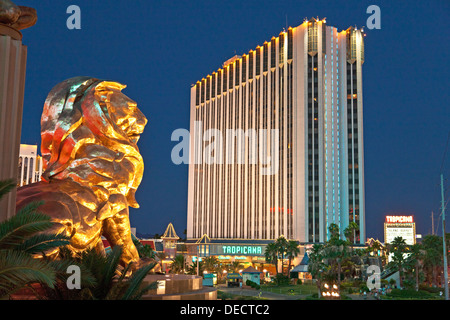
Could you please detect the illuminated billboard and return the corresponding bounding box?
[384,215,416,245]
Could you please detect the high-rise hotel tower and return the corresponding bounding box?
[187,18,366,244]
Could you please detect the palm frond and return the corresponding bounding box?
[129,281,158,300]
[17,233,71,254]
[0,249,56,298]
[0,202,55,249]
[47,258,98,289]
[117,262,134,282]
[82,245,122,299]
[121,262,156,300]
[0,179,16,200]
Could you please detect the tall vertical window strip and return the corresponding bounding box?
[256,48,261,76]
[288,63,293,238]
[242,55,247,83]
[249,52,254,80]
[235,60,240,86]
[279,32,285,65]
[201,79,205,103]
[195,82,200,105]
[217,70,222,95]
[206,77,210,101]
[212,74,216,98]
[308,21,318,54]
[271,38,276,68]
[263,43,268,72]
[223,67,228,92]
[229,64,234,89]
[288,28,293,60]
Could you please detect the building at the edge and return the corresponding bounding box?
[186,17,366,268]
[18,144,43,187]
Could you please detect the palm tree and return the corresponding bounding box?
[155,251,166,272]
[344,222,359,246]
[170,254,186,274]
[328,223,341,242]
[422,235,443,287]
[285,240,300,277]
[388,236,408,288]
[406,243,424,291]
[0,179,72,299]
[55,245,157,300]
[264,242,279,274]
[308,243,326,297]
[1,179,157,300]
[133,238,155,259]
[324,224,351,290]
[229,260,244,274]
[187,260,204,275]
[275,236,288,275]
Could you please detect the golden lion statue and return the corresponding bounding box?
[16,77,147,267]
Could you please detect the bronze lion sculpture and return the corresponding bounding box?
[16,76,148,267]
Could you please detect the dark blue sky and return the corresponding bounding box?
[18,0,449,241]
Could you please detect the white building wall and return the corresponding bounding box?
[187,19,365,244]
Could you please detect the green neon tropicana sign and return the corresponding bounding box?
[221,245,263,255]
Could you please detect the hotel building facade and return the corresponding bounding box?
[187,18,366,249]
[18,144,43,187]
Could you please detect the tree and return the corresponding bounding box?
[155,251,166,272]
[308,243,326,297]
[133,238,155,259]
[388,236,408,288]
[324,224,351,290]
[422,235,443,287]
[275,236,288,275]
[187,260,204,275]
[405,243,424,291]
[52,245,157,300]
[264,242,279,274]
[203,256,219,274]
[285,240,300,277]
[228,260,244,274]
[170,254,186,274]
[344,222,359,245]
[0,179,72,299]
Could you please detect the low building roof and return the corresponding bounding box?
[242,266,262,273]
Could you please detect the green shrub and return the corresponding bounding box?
[217,290,233,300]
[387,289,434,299]
[245,279,260,289]
[274,274,290,286]
[419,285,443,294]
[359,284,369,292]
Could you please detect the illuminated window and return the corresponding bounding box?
[249,51,254,80]
[263,42,268,72]
[288,28,293,59]
[256,47,261,76]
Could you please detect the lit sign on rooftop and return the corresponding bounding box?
[385,216,413,223]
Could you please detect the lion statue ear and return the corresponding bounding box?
[94,81,127,104]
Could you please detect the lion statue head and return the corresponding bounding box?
[16,76,148,266]
[40,76,147,207]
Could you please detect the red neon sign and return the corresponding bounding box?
[385,215,413,223]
